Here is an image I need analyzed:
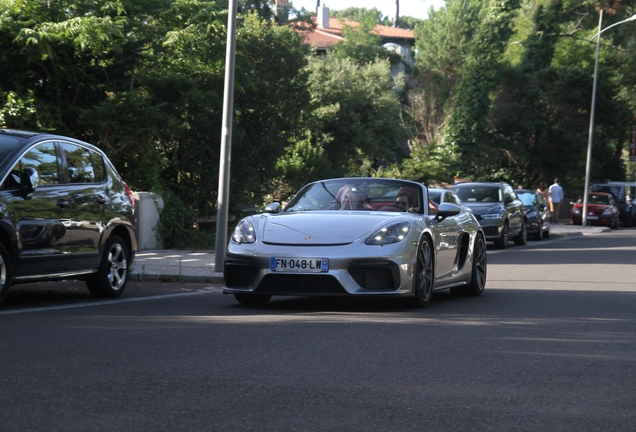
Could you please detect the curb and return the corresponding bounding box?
[549,231,583,238]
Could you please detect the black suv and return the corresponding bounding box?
[451,182,527,249]
[0,129,137,305]
[591,182,636,227]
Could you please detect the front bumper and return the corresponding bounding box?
[474,217,502,241]
[223,242,416,297]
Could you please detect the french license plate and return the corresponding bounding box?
[270,257,329,272]
[588,216,598,220]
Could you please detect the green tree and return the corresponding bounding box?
[441,0,521,180]
[274,54,408,197]
[330,16,402,67]
[331,7,391,25]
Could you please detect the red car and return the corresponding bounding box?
[570,192,619,228]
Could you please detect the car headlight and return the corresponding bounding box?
[481,213,503,219]
[366,221,410,245]
[231,219,256,244]
[572,208,581,215]
[602,208,613,215]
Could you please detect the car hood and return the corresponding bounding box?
[257,211,406,245]
[461,203,504,216]
[572,203,611,210]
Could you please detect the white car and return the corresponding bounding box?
[223,178,487,308]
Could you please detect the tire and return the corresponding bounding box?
[86,235,130,298]
[494,221,509,249]
[612,216,618,230]
[544,224,550,239]
[451,233,487,297]
[234,293,271,305]
[534,222,544,241]
[411,237,434,308]
[0,243,12,305]
[514,219,527,246]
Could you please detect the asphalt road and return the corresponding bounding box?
[1,231,635,431]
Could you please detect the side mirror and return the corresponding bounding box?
[435,203,461,222]
[264,202,281,213]
[505,196,513,204]
[20,166,39,198]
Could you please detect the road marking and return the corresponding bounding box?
[0,287,221,316]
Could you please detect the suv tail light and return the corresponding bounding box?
[122,181,136,208]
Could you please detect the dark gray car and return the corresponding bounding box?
[515,188,551,240]
[0,129,137,305]
[451,182,527,249]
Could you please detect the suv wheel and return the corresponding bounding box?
[0,243,12,305]
[514,219,527,246]
[86,235,130,298]
[494,221,509,249]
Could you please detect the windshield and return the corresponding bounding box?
[284,179,423,213]
[454,186,502,203]
[0,135,23,164]
[516,191,536,206]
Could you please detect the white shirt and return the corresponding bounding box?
[549,183,563,203]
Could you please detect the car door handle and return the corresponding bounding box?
[57,199,70,208]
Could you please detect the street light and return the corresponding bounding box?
[583,11,636,227]
[215,0,239,271]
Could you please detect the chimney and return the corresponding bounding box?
[317,5,330,28]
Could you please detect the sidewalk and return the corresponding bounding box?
[129,222,610,283]
[130,250,223,283]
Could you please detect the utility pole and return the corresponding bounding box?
[214,0,238,272]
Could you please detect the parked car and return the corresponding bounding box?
[591,182,636,227]
[570,192,619,228]
[451,182,527,249]
[224,178,487,308]
[0,129,138,305]
[428,188,472,213]
[515,188,551,240]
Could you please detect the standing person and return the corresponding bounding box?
[548,178,564,223]
[537,181,550,216]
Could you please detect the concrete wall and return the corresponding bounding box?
[134,192,164,250]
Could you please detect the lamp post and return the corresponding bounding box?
[583,11,636,226]
[215,0,238,272]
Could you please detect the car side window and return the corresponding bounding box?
[91,150,105,182]
[8,142,60,187]
[503,185,515,202]
[61,143,95,183]
[445,192,458,205]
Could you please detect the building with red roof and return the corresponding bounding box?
[294,5,415,72]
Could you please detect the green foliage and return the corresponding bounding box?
[331,7,391,26]
[396,16,424,30]
[330,16,402,66]
[273,54,409,197]
[155,188,215,250]
[231,13,311,207]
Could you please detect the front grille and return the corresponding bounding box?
[256,274,346,295]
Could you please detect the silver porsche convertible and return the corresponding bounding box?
[223,178,487,307]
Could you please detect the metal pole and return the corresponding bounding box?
[215,0,238,272]
[583,9,602,227]
[583,12,636,227]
